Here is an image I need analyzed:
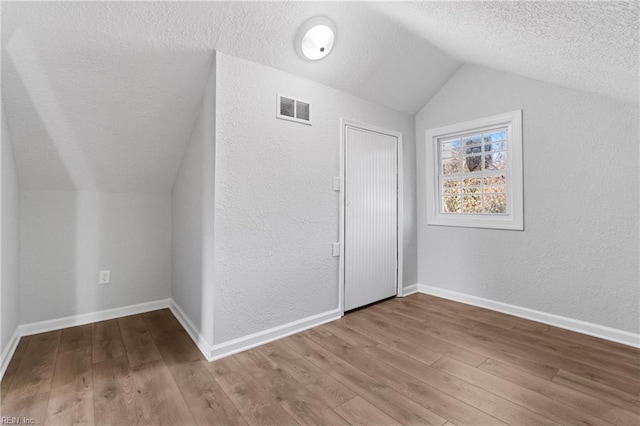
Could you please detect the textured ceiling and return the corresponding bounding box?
[370,0,639,106]
[1,1,459,193]
[3,26,214,193]
[2,1,637,194]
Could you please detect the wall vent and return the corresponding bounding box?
[277,93,312,125]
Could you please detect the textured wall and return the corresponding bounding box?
[416,64,640,333]
[1,107,21,357]
[213,53,416,344]
[20,190,172,324]
[171,53,216,346]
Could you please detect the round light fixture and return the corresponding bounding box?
[295,17,336,61]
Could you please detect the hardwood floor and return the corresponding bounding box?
[1,294,639,425]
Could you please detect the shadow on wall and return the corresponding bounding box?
[21,189,172,324]
[5,27,98,190]
[5,30,85,324]
[170,49,216,349]
[20,190,80,324]
[8,25,173,325]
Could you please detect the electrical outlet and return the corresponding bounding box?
[99,270,111,284]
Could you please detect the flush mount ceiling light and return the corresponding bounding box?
[295,17,336,61]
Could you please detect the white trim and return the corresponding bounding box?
[1,298,172,381]
[400,284,419,297]
[425,110,524,230]
[169,299,215,361]
[2,299,342,380]
[1,297,341,379]
[0,326,21,380]
[339,118,404,314]
[397,131,404,298]
[20,299,171,337]
[208,308,342,361]
[339,119,346,313]
[415,284,640,348]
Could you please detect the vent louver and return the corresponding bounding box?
[296,101,310,121]
[277,93,312,125]
[280,96,295,118]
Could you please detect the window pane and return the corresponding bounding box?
[462,178,481,194]
[485,130,506,142]
[462,136,482,155]
[484,175,506,185]
[484,194,507,213]
[485,152,507,170]
[443,157,461,175]
[463,156,482,172]
[443,196,461,213]
[443,179,461,195]
[462,195,482,213]
[484,185,506,194]
[452,140,461,156]
[441,140,461,158]
[485,141,506,152]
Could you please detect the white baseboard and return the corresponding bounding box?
[2,298,342,380]
[1,298,171,381]
[400,284,419,297]
[208,308,343,361]
[169,300,214,361]
[415,284,640,349]
[20,299,171,337]
[0,326,22,380]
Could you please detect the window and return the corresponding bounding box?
[425,110,523,230]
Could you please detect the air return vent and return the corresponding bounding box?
[277,93,312,125]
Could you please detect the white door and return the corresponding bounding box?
[344,125,398,311]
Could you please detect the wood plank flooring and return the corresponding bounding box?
[1,294,639,425]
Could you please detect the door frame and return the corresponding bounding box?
[339,118,404,315]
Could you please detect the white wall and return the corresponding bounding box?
[416,64,640,333]
[171,53,216,347]
[20,190,172,324]
[1,106,21,363]
[213,53,416,344]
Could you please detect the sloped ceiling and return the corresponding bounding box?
[370,0,639,106]
[1,1,460,193]
[3,27,214,193]
[2,1,637,194]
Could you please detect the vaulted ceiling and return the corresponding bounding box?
[2,1,637,194]
[370,1,639,106]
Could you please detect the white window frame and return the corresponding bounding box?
[425,110,523,230]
